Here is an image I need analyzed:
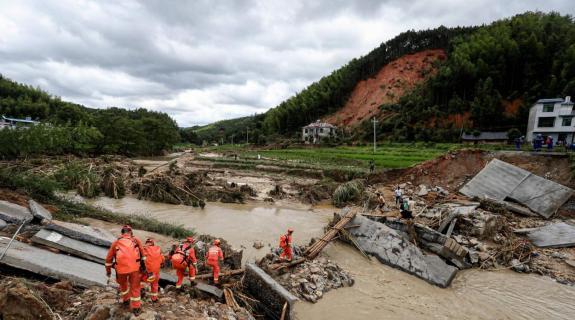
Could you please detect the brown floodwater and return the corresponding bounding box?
[84,196,575,320]
[84,196,333,263]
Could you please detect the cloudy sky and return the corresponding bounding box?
[0,1,573,126]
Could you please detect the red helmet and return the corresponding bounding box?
[121,225,132,234]
[214,239,221,246]
[287,228,294,233]
[186,236,194,243]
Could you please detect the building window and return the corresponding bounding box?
[562,117,573,126]
[320,128,324,133]
[304,129,308,133]
[542,104,555,112]
[538,117,555,127]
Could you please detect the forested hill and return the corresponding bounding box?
[0,75,180,157]
[192,11,575,144]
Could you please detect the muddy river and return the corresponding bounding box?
[85,196,575,320]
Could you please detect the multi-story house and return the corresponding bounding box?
[302,120,337,144]
[526,96,574,144]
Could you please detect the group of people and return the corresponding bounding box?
[104,225,224,315]
[374,186,414,220]
[532,134,555,152]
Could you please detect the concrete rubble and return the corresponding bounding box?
[345,214,458,287]
[244,263,298,320]
[31,229,109,263]
[0,236,111,288]
[527,222,575,248]
[44,220,116,247]
[460,159,574,218]
[0,200,33,224]
[28,199,52,222]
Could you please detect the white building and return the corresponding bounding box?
[302,120,337,144]
[0,115,39,130]
[526,96,575,143]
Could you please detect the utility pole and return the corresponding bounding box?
[231,134,234,146]
[371,117,379,153]
[246,128,249,144]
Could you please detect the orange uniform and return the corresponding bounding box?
[171,247,197,289]
[279,233,293,261]
[105,233,145,310]
[142,243,164,301]
[205,245,224,284]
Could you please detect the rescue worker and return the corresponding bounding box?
[170,238,198,289]
[105,225,145,315]
[206,239,224,285]
[179,236,195,252]
[142,238,164,302]
[376,191,386,213]
[279,229,294,262]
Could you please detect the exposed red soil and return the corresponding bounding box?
[325,49,446,127]
[370,149,574,192]
[503,98,523,117]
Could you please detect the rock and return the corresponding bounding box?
[469,238,479,246]
[511,259,527,272]
[130,310,158,320]
[0,279,53,320]
[253,241,264,249]
[417,185,429,196]
[309,266,321,274]
[28,200,52,222]
[551,252,567,260]
[0,200,33,224]
[399,183,407,188]
[85,305,111,320]
[478,252,491,261]
[0,219,6,230]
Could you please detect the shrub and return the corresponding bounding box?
[332,179,365,207]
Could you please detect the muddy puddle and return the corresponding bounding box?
[79,195,575,319]
[83,196,333,263]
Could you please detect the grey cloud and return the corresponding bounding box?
[0,0,574,126]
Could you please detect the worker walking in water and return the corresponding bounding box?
[206,239,224,285]
[170,237,197,289]
[142,238,164,302]
[105,225,146,315]
[279,228,294,262]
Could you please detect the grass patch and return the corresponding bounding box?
[332,179,365,207]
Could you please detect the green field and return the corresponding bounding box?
[195,143,476,169]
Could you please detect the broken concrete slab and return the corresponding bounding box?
[346,215,458,287]
[527,222,575,248]
[28,200,52,222]
[31,229,108,263]
[0,236,110,287]
[44,220,115,247]
[460,159,574,218]
[0,201,33,224]
[244,263,298,320]
[0,219,6,230]
[195,282,223,298]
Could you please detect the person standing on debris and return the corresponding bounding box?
[376,192,386,213]
[400,197,414,220]
[369,160,375,174]
[206,239,224,284]
[170,237,198,289]
[279,228,294,262]
[105,225,146,315]
[394,186,402,207]
[142,238,164,302]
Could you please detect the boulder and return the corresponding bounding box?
[0,201,33,224]
[28,200,52,222]
[346,215,458,288]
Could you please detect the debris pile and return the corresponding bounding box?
[271,257,354,303]
[0,277,255,320]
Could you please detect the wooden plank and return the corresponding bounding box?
[445,218,457,237]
